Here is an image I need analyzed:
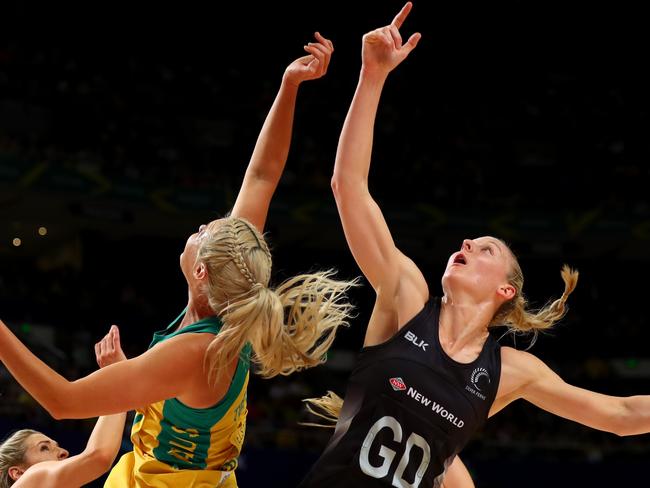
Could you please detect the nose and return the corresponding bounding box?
[199,224,207,233]
[58,448,69,460]
[462,239,474,252]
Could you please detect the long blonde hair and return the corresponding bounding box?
[305,256,579,426]
[493,248,579,344]
[197,217,358,382]
[0,430,38,488]
[302,391,344,428]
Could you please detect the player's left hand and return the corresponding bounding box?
[95,325,127,368]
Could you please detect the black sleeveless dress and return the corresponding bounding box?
[299,297,501,488]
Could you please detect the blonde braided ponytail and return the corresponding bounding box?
[196,217,358,382]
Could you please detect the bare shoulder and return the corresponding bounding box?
[13,462,59,487]
[501,345,535,364]
[150,331,215,356]
[135,332,217,378]
[490,347,547,416]
[501,346,547,376]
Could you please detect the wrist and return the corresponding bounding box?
[281,73,302,90]
[359,67,388,87]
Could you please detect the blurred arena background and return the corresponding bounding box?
[0,1,638,486]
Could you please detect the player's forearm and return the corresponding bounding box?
[246,78,300,183]
[44,415,127,487]
[332,70,387,191]
[84,413,128,459]
[0,319,73,418]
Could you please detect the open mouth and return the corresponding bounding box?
[453,253,467,265]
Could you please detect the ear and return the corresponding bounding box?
[497,283,516,301]
[8,466,25,481]
[193,262,207,281]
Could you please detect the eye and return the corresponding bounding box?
[40,445,50,451]
[481,246,494,255]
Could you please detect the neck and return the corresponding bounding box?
[181,289,213,328]
[439,294,495,359]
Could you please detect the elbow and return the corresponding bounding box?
[613,419,635,437]
[330,176,343,199]
[611,400,634,437]
[331,175,366,202]
[86,448,117,472]
[613,423,631,437]
[96,450,118,472]
[48,404,72,421]
[47,385,79,420]
[47,399,68,420]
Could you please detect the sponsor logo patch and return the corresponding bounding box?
[389,377,407,391]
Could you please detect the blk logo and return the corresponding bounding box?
[389,377,407,391]
[405,331,428,351]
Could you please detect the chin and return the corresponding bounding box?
[442,270,468,288]
[179,256,189,277]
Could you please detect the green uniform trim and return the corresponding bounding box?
[145,309,251,470]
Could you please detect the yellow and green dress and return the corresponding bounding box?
[105,310,251,488]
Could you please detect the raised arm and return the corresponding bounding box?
[331,3,425,341]
[0,318,211,419]
[14,327,128,487]
[493,346,650,436]
[231,32,334,232]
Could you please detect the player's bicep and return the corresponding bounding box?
[520,353,624,434]
[60,336,205,418]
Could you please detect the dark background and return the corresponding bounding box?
[0,1,640,487]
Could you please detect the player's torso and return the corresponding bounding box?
[300,297,501,488]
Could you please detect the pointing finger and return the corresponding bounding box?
[392,2,413,29]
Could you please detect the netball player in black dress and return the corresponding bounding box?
[300,3,650,487]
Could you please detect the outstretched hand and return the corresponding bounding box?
[361,2,421,76]
[94,325,127,368]
[284,32,334,86]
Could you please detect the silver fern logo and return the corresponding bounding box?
[466,367,490,400]
[470,367,490,391]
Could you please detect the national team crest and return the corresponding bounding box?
[470,367,490,391]
[389,377,407,391]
